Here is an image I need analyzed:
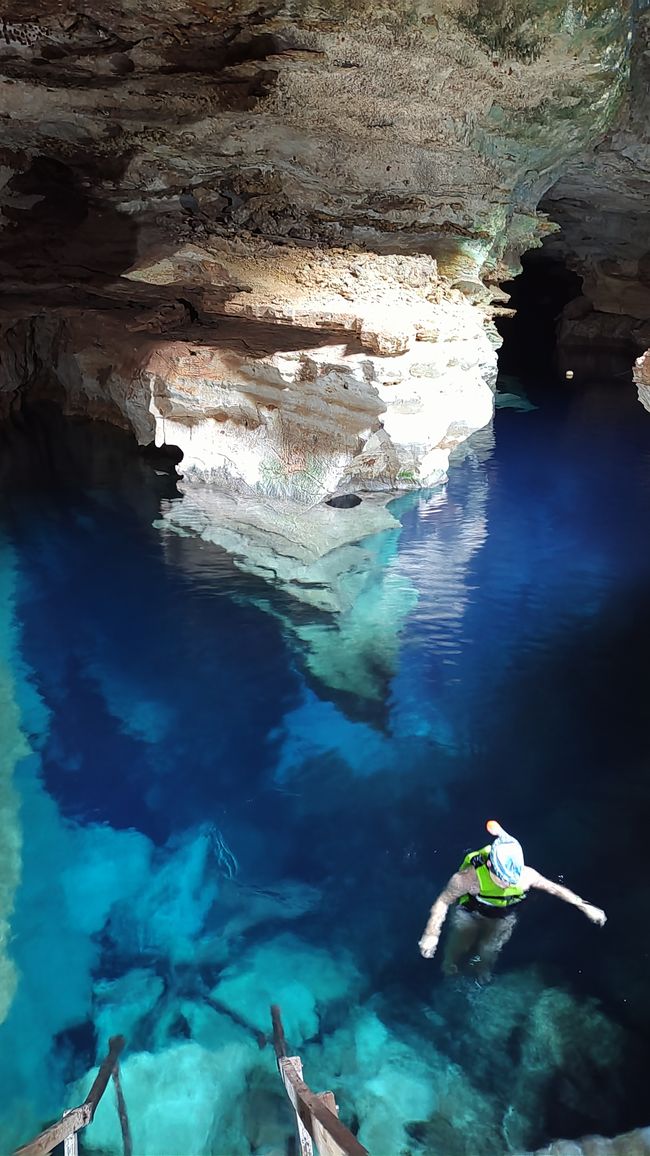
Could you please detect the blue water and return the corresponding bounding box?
[1,388,649,1155]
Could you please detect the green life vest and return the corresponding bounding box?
[457,845,526,910]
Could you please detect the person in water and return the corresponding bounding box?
[418,820,607,979]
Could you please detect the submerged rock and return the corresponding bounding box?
[155,482,420,699]
[517,1126,650,1155]
[496,392,538,412]
[0,541,27,1027]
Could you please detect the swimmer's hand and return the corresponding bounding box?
[418,933,439,958]
[583,904,607,926]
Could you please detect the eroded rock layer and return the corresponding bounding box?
[0,0,639,486]
[634,348,650,414]
[0,243,498,494]
[541,7,650,366]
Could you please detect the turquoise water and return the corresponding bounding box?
[1,386,649,1155]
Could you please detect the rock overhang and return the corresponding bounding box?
[0,0,646,491]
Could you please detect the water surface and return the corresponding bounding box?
[1,386,649,1155]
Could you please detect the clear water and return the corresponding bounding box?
[1,386,649,1156]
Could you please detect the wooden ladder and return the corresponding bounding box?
[271,1005,370,1156]
[13,1010,369,1156]
[13,1035,131,1156]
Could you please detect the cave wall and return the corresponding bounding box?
[540,6,650,364]
[0,0,644,486]
[634,348,650,412]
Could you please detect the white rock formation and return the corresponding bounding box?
[634,350,650,415]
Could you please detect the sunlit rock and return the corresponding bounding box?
[634,350,650,415]
[0,2,635,481]
[0,246,497,498]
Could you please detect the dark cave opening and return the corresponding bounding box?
[0,402,182,498]
[495,248,583,382]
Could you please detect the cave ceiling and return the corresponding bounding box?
[0,0,642,326]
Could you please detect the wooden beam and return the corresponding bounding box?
[63,1111,79,1156]
[279,1057,369,1156]
[13,1107,91,1156]
[112,1064,133,1156]
[270,1003,288,1060]
[84,1036,126,1118]
[271,1005,368,1156]
[13,1036,127,1156]
[279,1056,314,1156]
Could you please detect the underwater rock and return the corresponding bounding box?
[0,541,28,1026]
[495,374,538,411]
[92,970,165,1060]
[71,1038,262,1156]
[303,1004,500,1156]
[516,1125,650,1154]
[211,933,362,1046]
[156,483,401,614]
[107,827,219,965]
[215,879,321,952]
[433,967,626,1153]
[495,392,538,412]
[156,484,420,699]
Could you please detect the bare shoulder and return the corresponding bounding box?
[444,867,478,898]
[522,865,550,890]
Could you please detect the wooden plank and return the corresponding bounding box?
[13,1107,90,1156]
[83,1035,126,1118]
[313,1092,342,1156]
[112,1066,133,1156]
[270,1003,288,1060]
[280,1057,314,1156]
[307,1089,367,1156]
[63,1111,78,1156]
[13,1036,127,1156]
[279,1057,369,1156]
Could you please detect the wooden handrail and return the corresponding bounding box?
[84,1035,126,1118]
[271,1005,369,1156]
[271,1003,288,1059]
[13,1035,126,1156]
[112,1063,133,1156]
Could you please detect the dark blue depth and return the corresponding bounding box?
[2,387,650,1154]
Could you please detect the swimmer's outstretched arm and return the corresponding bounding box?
[523,866,606,925]
[418,870,477,958]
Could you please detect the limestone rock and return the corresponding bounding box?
[634,349,650,415]
[0,0,642,489]
[542,11,650,359]
[516,1127,650,1155]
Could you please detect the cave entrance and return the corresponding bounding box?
[495,249,582,382]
